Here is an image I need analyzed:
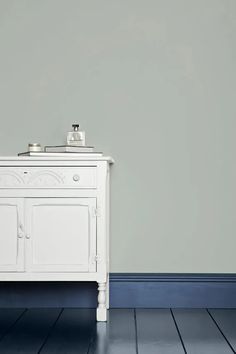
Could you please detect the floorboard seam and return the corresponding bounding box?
[87,323,97,354]
[38,308,64,354]
[170,309,187,354]
[134,309,139,354]
[206,309,236,354]
[0,308,27,343]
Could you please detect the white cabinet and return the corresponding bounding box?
[0,157,113,321]
[0,198,24,272]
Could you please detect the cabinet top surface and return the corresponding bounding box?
[0,156,114,164]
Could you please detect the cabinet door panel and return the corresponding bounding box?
[25,198,96,272]
[0,198,24,271]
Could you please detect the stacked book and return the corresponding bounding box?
[18,145,103,157]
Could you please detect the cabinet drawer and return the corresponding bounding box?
[0,167,97,189]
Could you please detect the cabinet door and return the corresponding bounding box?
[0,198,24,272]
[25,198,97,272]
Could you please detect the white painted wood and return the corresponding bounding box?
[0,167,97,189]
[0,198,24,271]
[0,157,113,321]
[0,189,98,198]
[0,272,104,281]
[0,156,114,163]
[106,164,110,310]
[97,282,107,321]
[25,198,96,273]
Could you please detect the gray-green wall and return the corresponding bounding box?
[0,0,235,272]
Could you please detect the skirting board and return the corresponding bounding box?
[0,274,236,308]
[110,273,236,308]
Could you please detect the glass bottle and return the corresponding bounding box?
[67,124,86,146]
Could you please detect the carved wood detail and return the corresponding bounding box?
[28,171,64,186]
[0,171,24,187]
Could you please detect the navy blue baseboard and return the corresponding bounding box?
[0,273,236,308]
[110,274,236,308]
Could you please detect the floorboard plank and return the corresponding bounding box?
[0,308,61,354]
[173,309,233,354]
[209,309,236,352]
[41,308,96,354]
[136,309,185,354]
[0,308,25,340]
[89,309,136,354]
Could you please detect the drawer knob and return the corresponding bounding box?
[73,174,80,182]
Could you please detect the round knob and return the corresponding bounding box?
[73,174,80,182]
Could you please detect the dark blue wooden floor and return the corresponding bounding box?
[0,308,235,353]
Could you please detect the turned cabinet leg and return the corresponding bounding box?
[96,282,107,322]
